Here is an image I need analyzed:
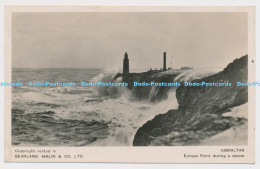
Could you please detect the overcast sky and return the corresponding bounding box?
[12,12,247,70]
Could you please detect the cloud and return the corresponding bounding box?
[12,12,247,70]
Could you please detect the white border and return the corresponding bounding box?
[0,1,259,169]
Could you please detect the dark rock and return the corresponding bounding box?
[115,70,183,102]
[133,55,248,146]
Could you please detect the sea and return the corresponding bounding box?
[11,67,222,146]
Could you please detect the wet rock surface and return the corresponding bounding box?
[133,55,248,146]
[116,70,183,102]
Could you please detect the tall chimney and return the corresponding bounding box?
[163,52,166,71]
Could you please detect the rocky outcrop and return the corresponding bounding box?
[133,55,248,146]
[116,70,183,102]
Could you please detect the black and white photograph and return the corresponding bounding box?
[4,6,255,163]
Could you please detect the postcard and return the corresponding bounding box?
[4,6,255,163]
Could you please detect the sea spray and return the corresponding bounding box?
[88,67,223,145]
[90,67,131,98]
[174,67,223,82]
[12,67,223,146]
[88,89,179,146]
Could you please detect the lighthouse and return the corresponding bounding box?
[123,52,129,74]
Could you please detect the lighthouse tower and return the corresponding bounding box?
[123,52,129,74]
